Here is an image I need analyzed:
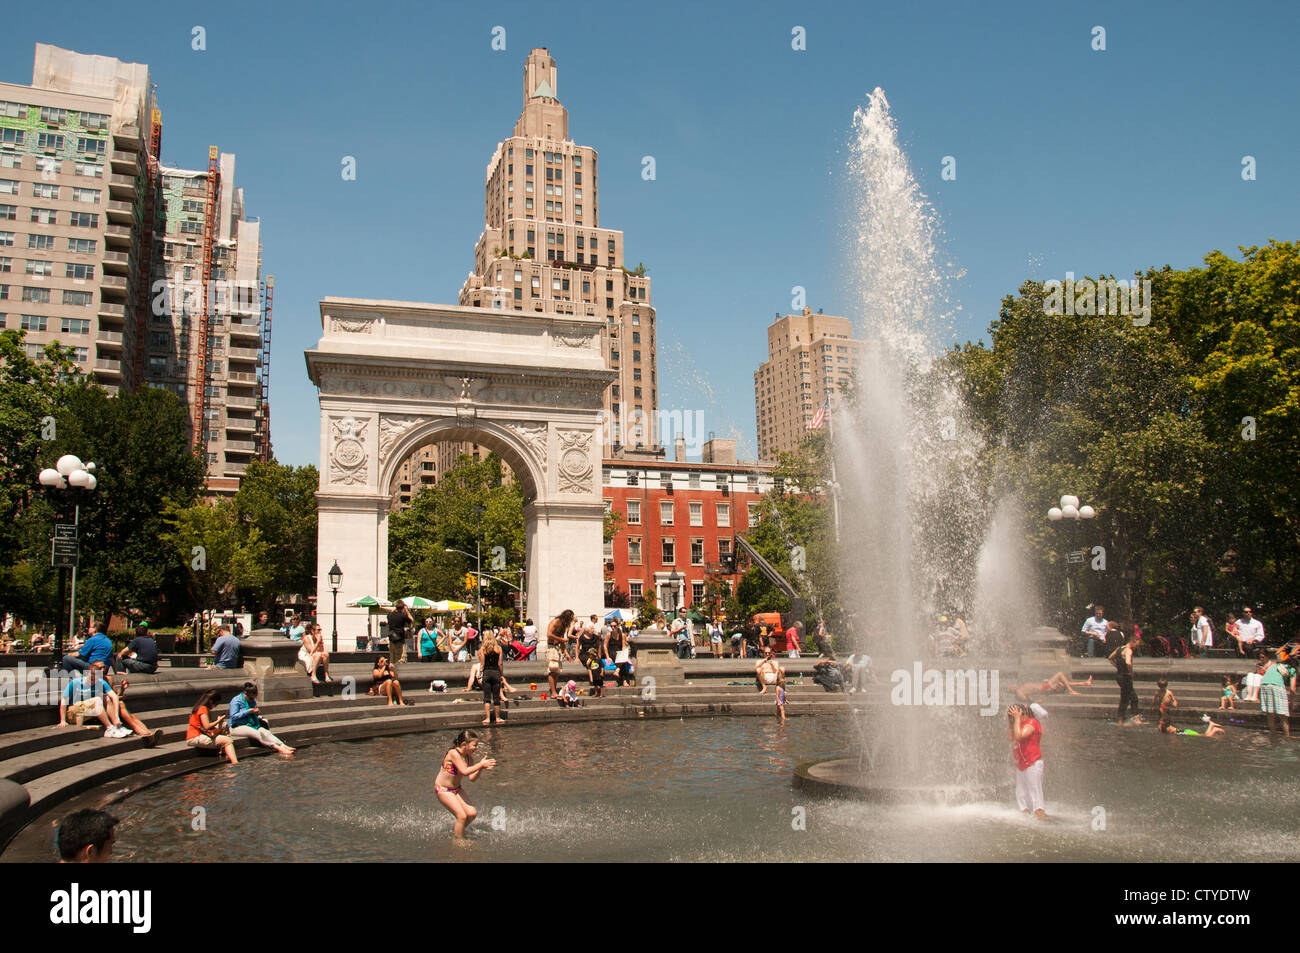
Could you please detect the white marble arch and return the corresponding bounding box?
[305,297,615,639]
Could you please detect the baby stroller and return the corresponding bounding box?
[505,634,537,661]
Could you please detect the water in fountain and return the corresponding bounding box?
[831,88,1027,799]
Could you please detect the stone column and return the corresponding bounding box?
[316,494,387,637]
[524,499,605,627]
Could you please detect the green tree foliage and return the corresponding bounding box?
[161,499,273,619]
[732,432,840,625]
[233,459,319,605]
[948,242,1300,636]
[53,385,205,621]
[387,453,525,611]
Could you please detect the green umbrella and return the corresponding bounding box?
[346,596,393,646]
[397,596,438,610]
[687,609,709,623]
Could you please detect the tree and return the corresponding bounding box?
[388,453,526,610]
[0,332,82,624]
[51,384,205,622]
[161,499,273,621]
[233,459,318,606]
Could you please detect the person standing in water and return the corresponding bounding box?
[434,729,497,838]
[1007,703,1046,819]
[1108,628,1144,725]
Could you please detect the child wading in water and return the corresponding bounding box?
[775,672,788,724]
[1219,676,1238,710]
[434,730,497,838]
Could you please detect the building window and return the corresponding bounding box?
[629,581,642,601]
[21,314,47,331]
[0,233,13,247]
[688,471,700,489]
[692,582,705,604]
[26,260,54,276]
[0,101,26,119]
[626,499,641,524]
[748,503,760,527]
[659,500,673,525]
[77,137,106,155]
[628,537,642,565]
[718,537,732,559]
[690,538,704,566]
[22,287,50,303]
[30,207,57,225]
[61,292,93,308]
[661,538,675,565]
[716,503,731,527]
[36,133,64,151]
[60,317,90,333]
[67,262,94,281]
[689,502,703,526]
[29,235,56,250]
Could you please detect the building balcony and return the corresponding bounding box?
[108,173,137,199]
[113,126,141,151]
[227,371,257,386]
[228,345,260,363]
[110,150,139,174]
[225,439,256,455]
[100,275,128,298]
[102,250,130,274]
[104,224,132,247]
[223,461,250,476]
[93,358,123,377]
[225,415,256,433]
[106,200,135,224]
[226,393,258,410]
[97,301,126,324]
[229,318,260,342]
[96,329,124,348]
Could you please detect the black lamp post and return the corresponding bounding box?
[328,560,342,653]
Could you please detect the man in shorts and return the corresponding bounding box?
[56,662,130,738]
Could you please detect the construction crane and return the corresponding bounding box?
[132,99,161,388]
[257,274,274,461]
[190,145,218,452]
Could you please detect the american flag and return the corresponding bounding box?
[807,400,829,431]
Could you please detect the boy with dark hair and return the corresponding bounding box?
[57,808,119,862]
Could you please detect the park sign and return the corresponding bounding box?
[51,523,79,568]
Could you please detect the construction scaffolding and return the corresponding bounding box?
[190,145,219,452]
[257,274,274,461]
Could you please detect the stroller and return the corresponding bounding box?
[504,633,537,661]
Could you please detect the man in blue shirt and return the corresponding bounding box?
[211,626,242,669]
[1081,606,1109,658]
[56,662,131,737]
[61,622,115,674]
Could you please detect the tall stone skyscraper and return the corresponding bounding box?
[460,48,658,455]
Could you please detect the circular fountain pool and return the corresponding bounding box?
[6,714,1297,862]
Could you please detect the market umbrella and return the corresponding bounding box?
[398,596,438,610]
[432,600,472,612]
[605,608,635,623]
[346,596,393,646]
[687,608,709,623]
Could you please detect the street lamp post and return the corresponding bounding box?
[1047,493,1096,611]
[328,560,342,653]
[39,455,97,661]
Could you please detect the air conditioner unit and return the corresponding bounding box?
[662,481,673,494]
[721,485,730,496]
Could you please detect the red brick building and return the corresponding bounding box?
[602,440,775,612]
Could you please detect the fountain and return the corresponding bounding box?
[797,88,1036,803]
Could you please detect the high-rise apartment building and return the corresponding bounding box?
[1,45,270,493]
[754,307,863,460]
[459,48,658,454]
[0,45,153,393]
[153,152,267,492]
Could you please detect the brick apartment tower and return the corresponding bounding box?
[754,307,863,461]
[459,47,659,455]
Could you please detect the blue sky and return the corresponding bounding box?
[6,0,1297,466]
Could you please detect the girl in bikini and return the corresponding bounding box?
[434,729,497,838]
